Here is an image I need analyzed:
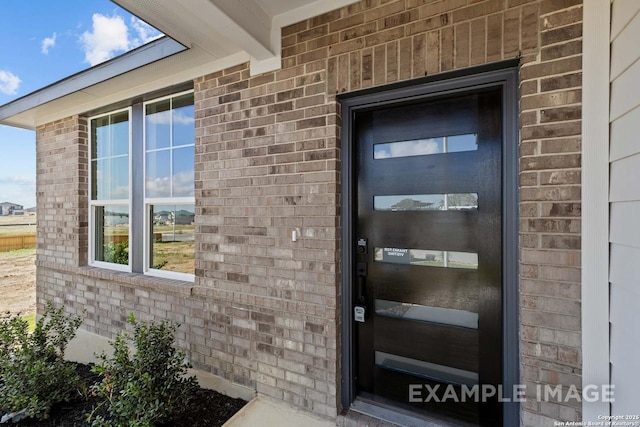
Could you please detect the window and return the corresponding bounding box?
[89,91,195,281]
[144,93,195,278]
[89,109,131,271]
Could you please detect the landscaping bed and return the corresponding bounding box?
[7,362,247,426]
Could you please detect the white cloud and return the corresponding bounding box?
[79,14,163,67]
[41,33,57,54]
[0,70,21,95]
[80,13,130,66]
[147,110,194,126]
[146,171,194,198]
[130,16,163,47]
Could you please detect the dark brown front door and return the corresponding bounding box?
[354,88,503,426]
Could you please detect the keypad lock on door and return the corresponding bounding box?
[355,238,368,323]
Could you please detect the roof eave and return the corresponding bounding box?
[0,37,186,130]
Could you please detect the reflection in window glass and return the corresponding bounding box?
[145,99,171,150]
[94,205,129,265]
[376,351,478,386]
[173,146,195,197]
[375,299,478,329]
[373,133,477,159]
[149,204,194,274]
[145,93,195,198]
[145,150,171,198]
[374,193,478,211]
[91,112,129,200]
[374,247,478,269]
[172,94,195,147]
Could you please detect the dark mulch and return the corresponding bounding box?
[5,362,247,427]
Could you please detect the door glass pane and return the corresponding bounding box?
[374,248,478,269]
[373,133,477,159]
[94,205,129,265]
[375,351,478,386]
[374,193,478,211]
[149,204,195,274]
[376,299,478,329]
[447,133,477,153]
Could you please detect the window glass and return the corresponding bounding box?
[172,94,195,147]
[145,150,171,198]
[374,193,478,211]
[145,99,171,150]
[149,204,194,274]
[374,247,478,269]
[90,112,129,200]
[173,146,195,197]
[94,205,129,265]
[373,133,477,159]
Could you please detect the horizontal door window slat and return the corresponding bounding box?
[375,316,479,372]
[376,299,478,329]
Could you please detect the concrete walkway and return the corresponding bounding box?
[223,397,335,427]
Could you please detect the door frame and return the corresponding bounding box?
[338,61,520,426]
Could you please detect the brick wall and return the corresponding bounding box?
[35,0,584,423]
[36,116,88,269]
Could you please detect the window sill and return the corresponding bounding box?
[76,265,194,296]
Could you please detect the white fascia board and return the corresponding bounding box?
[0,37,186,130]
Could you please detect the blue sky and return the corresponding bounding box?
[0,0,162,208]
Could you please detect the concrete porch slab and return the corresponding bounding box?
[223,397,335,427]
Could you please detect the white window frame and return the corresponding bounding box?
[88,107,133,272]
[143,90,195,282]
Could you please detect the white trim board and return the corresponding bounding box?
[581,1,611,422]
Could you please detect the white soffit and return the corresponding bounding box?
[0,0,359,129]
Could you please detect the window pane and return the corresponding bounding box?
[146,150,171,198]
[91,112,129,201]
[375,299,478,329]
[374,138,443,159]
[146,99,171,150]
[91,113,129,159]
[149,204,194,274]
[172,95,194,147]
[93,157,129,200]
[173,146,194,197]
[111,112,129,156]
[374,247,478,269]
[447,134,477,153]
[373,133,478,159]
[91,116,110,160]
[376,351,478,386]
[94,205,129,265]
[374,193,478,211]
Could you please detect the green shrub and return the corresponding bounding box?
[0,303,83,420]
[103,240,129,265]
[89,313,198,427]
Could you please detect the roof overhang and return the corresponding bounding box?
[0,0,359,130]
